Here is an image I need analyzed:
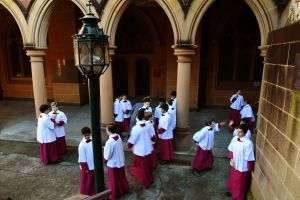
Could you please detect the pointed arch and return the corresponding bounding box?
[0,0,28,43]
[188,0,275,45]
[27,0,86,47]
[101,0,179,45]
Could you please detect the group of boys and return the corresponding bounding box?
[227,90,256,199]
[191,89,255,200]
[80,89,255,199]
[113,95,133,138]
[36,102,68,165]
[192,90,255,200]
[78,92,177,199]
[37,89,255,199]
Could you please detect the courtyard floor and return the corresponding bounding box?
[0,100,254,200]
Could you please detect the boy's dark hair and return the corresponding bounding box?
[143,97,151,103]
[170,91,176,97]
[244,98,250,104]
[205,119,215,126]
[81,127,91,135]
[159,98,166,104]
[39,104,50,113]
[160,103,169,112]
[107,123,117,133]
[230,122,238,129]
[144,112,153,121]
[137,108,145,120]
[238,124,248,135]
[167,98,173,106]
[241,118,250,125]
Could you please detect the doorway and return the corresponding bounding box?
[135,58,150,96]
[112,58,128,96]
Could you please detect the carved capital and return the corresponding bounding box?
[109,45,117,57]
[26,50,46,62]
[258,45,269,58]
[173,47,196,63]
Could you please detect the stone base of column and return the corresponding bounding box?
[173,127,192,152]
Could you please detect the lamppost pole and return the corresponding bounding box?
[88,74,105,192]
[73,0,110,193]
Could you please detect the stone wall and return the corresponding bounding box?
[252,21,300,199]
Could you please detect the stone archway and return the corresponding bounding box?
[0,0,28,43]
[188,0,274,46]
[196,0,265,107]
[101,0,179,46]
[27,0,86,48]
[0,3,32,99]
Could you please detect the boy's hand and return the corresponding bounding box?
[219,121,226,127]
[230,159,235,167]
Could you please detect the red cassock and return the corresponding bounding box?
[149,144,157,170]
[107,167,129,200]
[191,146,214,171]
[40,141,59,164]
[79,163,96,196]
[226,151,254,200]
[230,109,241,126]
[122,118,131,133]
[158,139,174,161]
[227,167,252,200]
[56,136,67,155]
[128,154,153,188]
[115,122,123,135]
[243,117,254,133]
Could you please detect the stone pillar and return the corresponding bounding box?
[100,45,116,127]
[173,47,195,152]
[26,50,47,118]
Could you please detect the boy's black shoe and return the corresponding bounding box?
[160,160,168,164]
[192,170,201,177]
[225,191,232,197]
[52,159,62,164]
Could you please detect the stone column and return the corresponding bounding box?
[26,50,47,119]
[173,47,196,152]
[99,45,115,131]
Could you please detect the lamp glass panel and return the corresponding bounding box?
[79,42,92,66]
[93,65,102,74]
[92,42,104,65]
[73,39,79,66]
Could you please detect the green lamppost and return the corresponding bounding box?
[73,0,109,193]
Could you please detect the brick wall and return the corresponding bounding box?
[252,22,300,199]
